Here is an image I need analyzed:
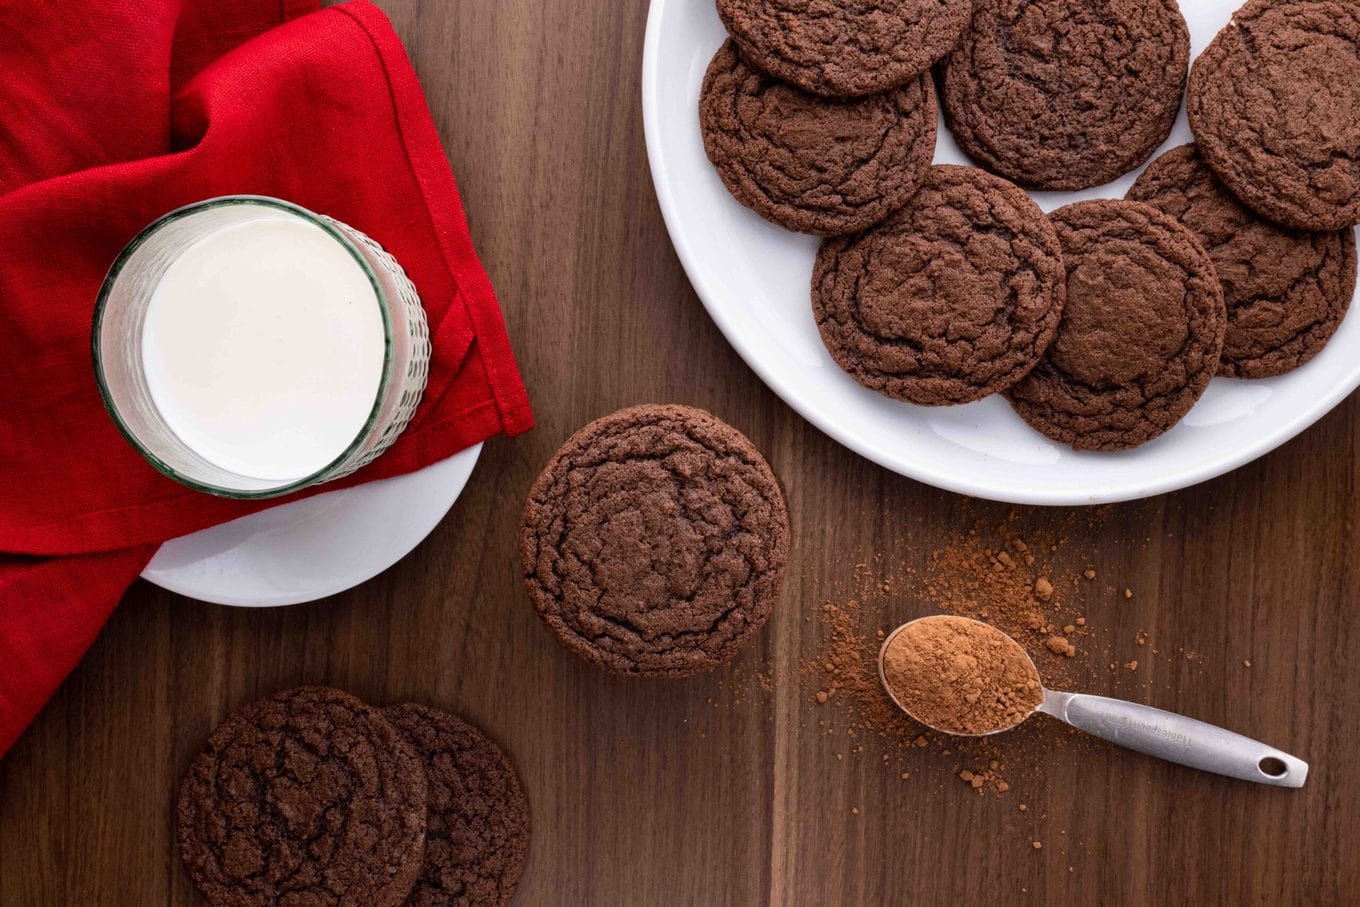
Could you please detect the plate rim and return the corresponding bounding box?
[140,443,482,607]
[641,0,1360,506]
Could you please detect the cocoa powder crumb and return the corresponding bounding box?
[1045,636,1075,657]
[1083,569,1096,580]
[1034,577,1054,601]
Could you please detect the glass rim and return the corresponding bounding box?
[91,194,395,500]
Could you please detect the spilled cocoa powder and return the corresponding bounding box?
[803,515,1119,797]
[881,616,1044,736]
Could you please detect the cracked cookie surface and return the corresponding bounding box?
[716,0,973,98]
[384,704,530,907]
[176,686,427,907]
[521,404,789,677]
[812,165,1066,406]
[1187,0,1360,231]
[941,0,1189,190]
[699,40,936,237]
[1007,200,1226,451]
[1129,144,1357,379]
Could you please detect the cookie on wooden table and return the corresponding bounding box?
[716,0,973,98]
[1128,144,1358,379]
[521,404,789,677]
[1187,0,1360,231]
[699,39,937,236]
[941,0,1189,191]
[812,165,1066,405]
[176,686,427,907]
[383,704,530,907]
[1007,200,1226,451]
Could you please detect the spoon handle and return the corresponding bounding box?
[1037,691,1308,788]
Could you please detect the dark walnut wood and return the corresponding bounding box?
[2,2,1357,903]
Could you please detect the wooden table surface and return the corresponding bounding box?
[3,2,1358,904]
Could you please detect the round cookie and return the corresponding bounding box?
[699,40,937,237]
[1188,0,1360,231]
[941,0,1190,191]
[1007,200,1227,452]
[715,0,973,98]
[1129,144,1358,379]
[521,404,789,677]
[176,686,427,907]
[812,165,1066,406]
[383,705,530,907]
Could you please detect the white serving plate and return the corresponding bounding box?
[141,445,481,607]
[642,0,1360,505]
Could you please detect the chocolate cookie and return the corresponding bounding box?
[176,687,427,907]
[699,40,937,237]
[812,165,1066,405]
[1188,0,1360,231]
[521,404,789,677]
[941,0,1190,191]
[1007,200,1226,451]
[715,0,973,98]
[1129,145,1358,379]
[383,705,530,907]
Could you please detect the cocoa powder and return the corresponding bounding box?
[882,616,1044,735]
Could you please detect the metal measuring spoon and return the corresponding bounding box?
[877,616,1308,788]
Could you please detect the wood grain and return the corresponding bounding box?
[2,1,1358,903]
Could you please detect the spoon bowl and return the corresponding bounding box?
[877,616,1038,737]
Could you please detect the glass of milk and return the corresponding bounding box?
[93,196,430,498]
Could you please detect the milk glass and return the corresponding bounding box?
[93,196,430,498]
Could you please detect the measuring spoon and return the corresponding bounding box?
[877,616,1307,788]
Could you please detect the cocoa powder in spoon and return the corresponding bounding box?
[881,615,1044,735]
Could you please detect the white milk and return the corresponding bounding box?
[141,217,387,482]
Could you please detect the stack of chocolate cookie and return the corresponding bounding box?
[176,687,530,907]
[699,0,1360,452]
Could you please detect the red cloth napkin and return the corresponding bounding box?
[0,0,533,756]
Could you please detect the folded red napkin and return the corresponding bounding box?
[0,0,532,756]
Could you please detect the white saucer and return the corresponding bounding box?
[141,444,482,607]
